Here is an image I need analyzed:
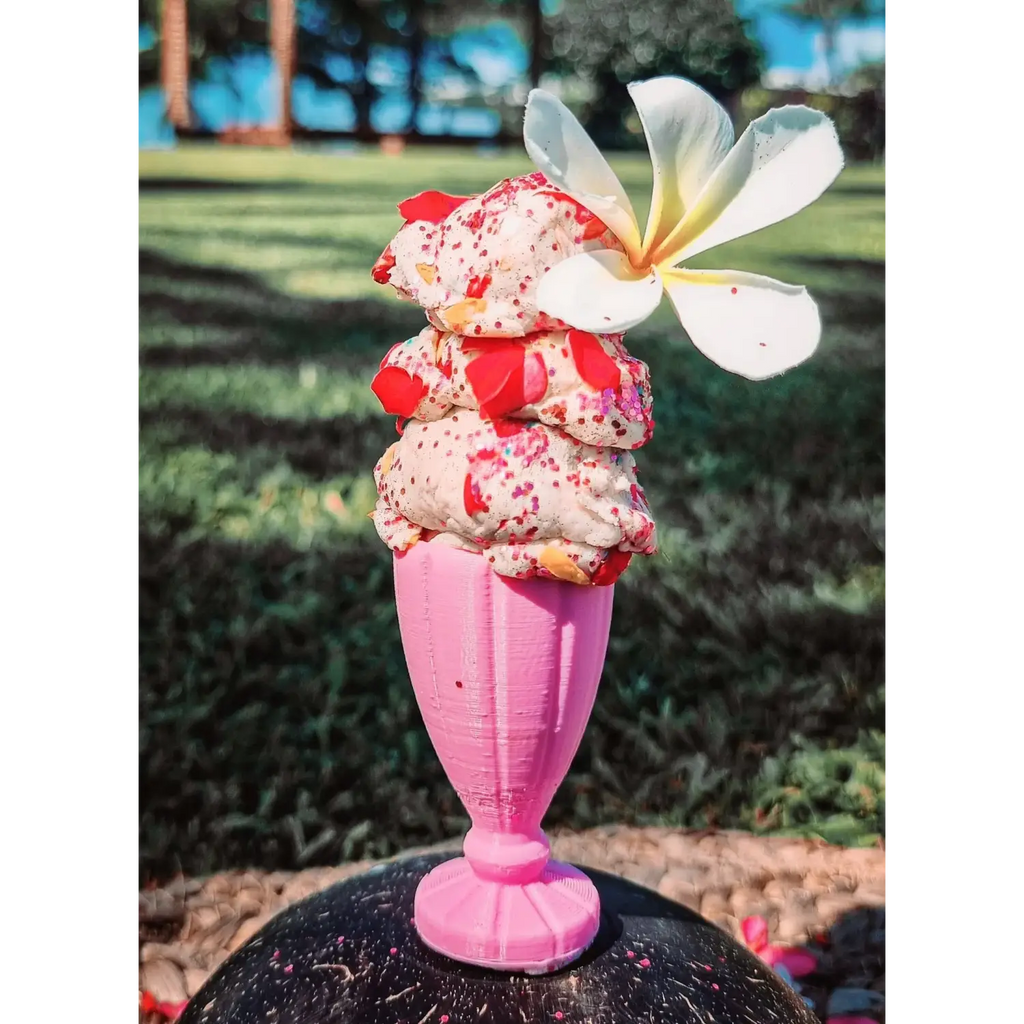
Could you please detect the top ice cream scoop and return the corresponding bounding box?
[371,171,626,339]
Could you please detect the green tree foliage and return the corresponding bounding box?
[546,0,764,148]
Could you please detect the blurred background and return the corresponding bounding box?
[139,0,884,885]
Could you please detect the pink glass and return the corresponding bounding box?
[393,541,614,973]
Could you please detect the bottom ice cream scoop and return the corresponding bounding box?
[371,409,656,585]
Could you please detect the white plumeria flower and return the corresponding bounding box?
[524,77,845,380]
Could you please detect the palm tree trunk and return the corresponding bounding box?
[528,0,544,90]
[161,0,190,129]
[408,0,425,135]
[270,0,296,141]
[822,20,838,87]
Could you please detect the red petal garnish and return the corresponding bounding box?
[741,916,769,953]
[567,330,621,391]
[140,992,188,1020]
[770,948,818,978]
[465,345,527,419]
[463,474,490,516]
[582,216,608,240]
[461,337,520,354]
[591,549,632,586]
[371,244,396,284]
[371,367,428,417]
[492,417,526,438]
[397,191,472,224]
[465,274,492,300]
[523,352,547,404]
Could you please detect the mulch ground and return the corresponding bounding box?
[139,826,885,1022]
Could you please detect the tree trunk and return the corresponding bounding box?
[161,0,190,129]
[270,0,297,141]
[528,0,544,90]
[821,19,838,88]
[408,0,425,135]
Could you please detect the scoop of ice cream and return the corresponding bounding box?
[371,172,625,338]
[370,325,654,449]
[370,409,656,585]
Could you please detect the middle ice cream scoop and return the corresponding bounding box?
[371,171,626,338]
[370,325,654,450]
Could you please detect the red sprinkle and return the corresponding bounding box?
[466,273,492,300]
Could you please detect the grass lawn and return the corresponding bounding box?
[139,144,885,882]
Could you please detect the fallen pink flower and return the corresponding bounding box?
[741,916,818,978]
[140,991,189,1020]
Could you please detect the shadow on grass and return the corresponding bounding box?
[139,175,493,204]
[788,255,884,283]
[140,403,393,481]
[140,248,884,499]
[139,519,883,881]
[140,248,424,370]
[140,241,885,879]
[826,182,886,198]
[139,177,322,194]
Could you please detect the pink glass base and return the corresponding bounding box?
[414,856,600,973]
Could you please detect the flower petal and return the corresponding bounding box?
[567,330,622,391]
[397,191,472,223]
[370,366,429,417]
[464,342,527,419]
[537,250,663,333]
[627,77,734,257]
[741,915,769,952]
[663,269,820,380]
[524,89,642,258]
[654,106,844,265]
[774,948,818,978]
